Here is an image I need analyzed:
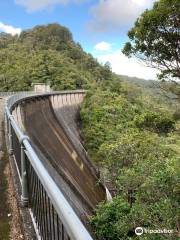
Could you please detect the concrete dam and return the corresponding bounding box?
[6,91,107,239]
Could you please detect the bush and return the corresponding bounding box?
[80,66,179,240]
[173,109,180,121]
[90,197,131,240]
[90,157,179,240]
[134,111,175,133]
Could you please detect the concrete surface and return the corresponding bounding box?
[12,92,106,226]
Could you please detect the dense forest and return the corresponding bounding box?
[0,23,113,91]
[80,0,180,239]
[0,17,179,240]
[81,78,179,240]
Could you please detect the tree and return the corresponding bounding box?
[122,0,180,80]
[81,75,179,239]
[134,111,175,133]
[0,24,116,91]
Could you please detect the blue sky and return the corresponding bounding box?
[0,0,158,79]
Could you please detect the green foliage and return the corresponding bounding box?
[173,108,180,120]
[122,0,180,80]
[90,197,131,240]
[80,69,179,239]
[90,156,179,240]
[134,111,175,133]
[80,85,145,162]
[98,132,171,184]
[0,23,113,91]
[19,23,73,50]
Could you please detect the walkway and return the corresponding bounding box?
[0,98,23,240]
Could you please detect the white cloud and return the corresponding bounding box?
[95,49,159,80]
[15,0,67,12]
[94,41,112,51]
[88,0,155,32]
[0,22,21,36]
[15,0,87,12]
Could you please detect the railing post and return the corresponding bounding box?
[21,143,29,207]
[8,120,13,155]
[5,112,8,133]
[5,112,9,137]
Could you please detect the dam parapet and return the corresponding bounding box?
[5,91,107,240]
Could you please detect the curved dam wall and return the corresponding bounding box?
[11,91,106,223]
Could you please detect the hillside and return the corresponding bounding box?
[0,22,179,102]
[0,23,113,91]
[119,75,179,104]
[80,70,180,239]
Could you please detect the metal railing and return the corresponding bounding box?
[5,91,93,240]
[0,91,35,97]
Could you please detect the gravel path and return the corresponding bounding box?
[0,98,24,240]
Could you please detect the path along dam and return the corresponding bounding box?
[4,91,108,240]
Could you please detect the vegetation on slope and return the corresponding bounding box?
[80,79,180,240]
[80,0,180,238]
[0,23,112,91]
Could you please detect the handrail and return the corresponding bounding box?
[5,91,93,240]
[6,90,86,110]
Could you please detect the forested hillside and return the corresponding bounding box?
[79,0,180,238]
[80,77,180,239]
[0,23,113,91]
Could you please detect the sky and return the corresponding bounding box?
[0,0,158,80]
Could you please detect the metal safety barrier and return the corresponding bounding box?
[5,91,93,240]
